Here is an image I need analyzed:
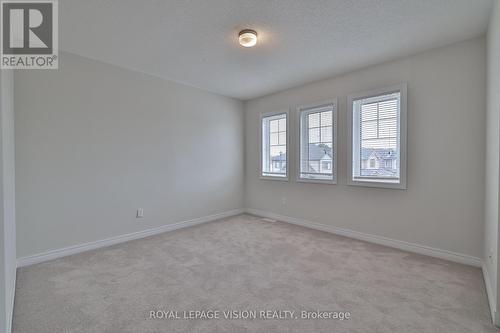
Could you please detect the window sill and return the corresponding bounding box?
[260,175,289,182]
[297,177,336,185]
[348,178,406,190]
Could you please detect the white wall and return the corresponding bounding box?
[15,52,244,258]
[245,37,486,260]
[0,69,16,333]
[484,0,500,324]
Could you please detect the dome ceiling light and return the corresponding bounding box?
[238,29,258,48]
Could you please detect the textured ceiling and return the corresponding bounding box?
[60,0,493,100]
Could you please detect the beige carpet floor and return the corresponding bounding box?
[13,214,498,332]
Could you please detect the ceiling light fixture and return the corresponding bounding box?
[239,29,258,48]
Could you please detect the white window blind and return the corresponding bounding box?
[349,84,407,189]
[261,113,287,178]
[298,102,336,182]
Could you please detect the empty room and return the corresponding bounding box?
[1,0,500,332]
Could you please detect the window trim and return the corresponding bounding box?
[295,99,338,185]
[347,83,407,189]
[259,110,290,181]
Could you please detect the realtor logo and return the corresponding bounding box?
[1,0,58,69]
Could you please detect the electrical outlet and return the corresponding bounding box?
[281,197,287,205]
[137,208,144,218]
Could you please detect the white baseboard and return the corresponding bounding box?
[17,208,482,269]
[245,208,482,267]
[17,209,244,267]
[7,268,16,333]
[482,262,497,324]
[13,207,491,328]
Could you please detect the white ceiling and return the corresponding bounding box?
[61,0,493,100]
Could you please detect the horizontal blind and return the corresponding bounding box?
[299,104,334,181]
[358,93,399,179]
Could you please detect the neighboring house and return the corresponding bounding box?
[271,147,395,177]
[270,144,333,175]
[306,144,332,174]
[271,152,287,173]
[360,148,397,177]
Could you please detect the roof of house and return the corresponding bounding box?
[271,144,332,162]
[361,148,397,160]
[271,147,395,163]
[271,153,286,162]
[308,144,332,160]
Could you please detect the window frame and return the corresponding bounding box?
[295,99,338,184]
[347,83,407,189]
[259,110,289,181]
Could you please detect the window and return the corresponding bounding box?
[348,84,407,189]
[261,112,288,179]
[297,101,337,183]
